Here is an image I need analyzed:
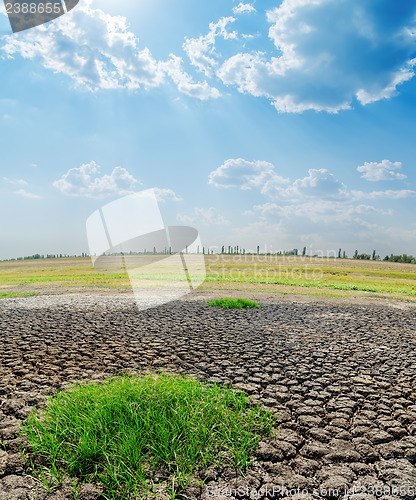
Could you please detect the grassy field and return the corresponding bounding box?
[0,255,416,301]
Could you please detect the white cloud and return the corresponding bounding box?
[161,55,220,100]
[177,207,229,226]
[210,161,346,200]
[233,3,256,15]
[356,68,415,105]
[242,34,256,40]
[217,0,416,112]
[152,188,182,203]
[239,198,400,256]
[2,0,415,112]
[2,2,164,91]
[209,158,288,190]
[1,4,224,101]
[53,161,141,197]
[353,189,416,200]
[2,177,28,186]
[210,157,416,252]
[266,168,349,200]
[0,5,230,99]
[357,160,407,181]
[14,189,41,199]
[4,0,413,114]
[183,17,237,77]
[2,176,40,199]
[209,158,416,206]
[249,200,391,225]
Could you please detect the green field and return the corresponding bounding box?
[1,255,416,302]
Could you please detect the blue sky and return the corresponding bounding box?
[0,0,416,259]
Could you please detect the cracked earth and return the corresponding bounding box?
[0,292,416,499]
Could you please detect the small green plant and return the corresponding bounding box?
[208,298,261,309]
[0,291,36,299]
[21,373,274,499]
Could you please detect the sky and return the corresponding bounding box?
[0,0,415,259]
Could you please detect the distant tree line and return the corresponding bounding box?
[3,248,416,264]
[219,246,416,264]
[353,250,380,260]
[351,250,416,263]
[383,254,416,264]
[221,246,300,256]
[4,253,89,262]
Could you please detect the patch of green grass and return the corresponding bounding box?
[0,272,128,284]
[21,373,274,499]
[208,298,261,309]
[0,291,36,299]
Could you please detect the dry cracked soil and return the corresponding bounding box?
[0,292,416,500]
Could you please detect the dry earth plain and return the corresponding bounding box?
[1,258,416,499]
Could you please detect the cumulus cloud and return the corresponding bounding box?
[2,2,163,91]
[53,161,141,197]
[265,169,349,200]
[3,0,414,112]
[183,17,237,77]
[210,156,416,251]
[0,2,220,100]
[241,200,409,255]
[161,55,220,100]
[208,154,415,252]
[209,158,288,190]
[357,160,407,181]
[209,160,347,201]
[177,207,229,225]
[217,0,416,112]
[210,156,415,206]
[233,3,256,15]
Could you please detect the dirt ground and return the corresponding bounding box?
[1,290,416,499]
